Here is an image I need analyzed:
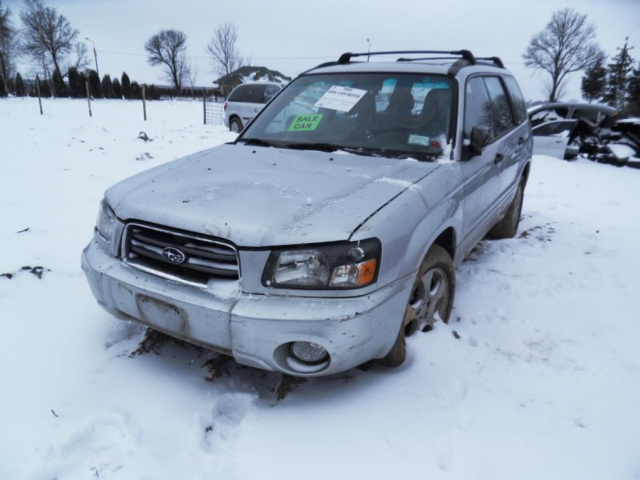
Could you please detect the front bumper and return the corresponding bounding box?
[82,239,413,377]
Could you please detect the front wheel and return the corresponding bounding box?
[380,244,455,367]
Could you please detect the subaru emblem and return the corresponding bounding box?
[162,247,186,264]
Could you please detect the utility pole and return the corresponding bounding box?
[86,37,100,79]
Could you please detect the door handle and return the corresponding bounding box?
[518,136,526,145]
[494,153,505,164]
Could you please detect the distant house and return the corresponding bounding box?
[213,66,291,97]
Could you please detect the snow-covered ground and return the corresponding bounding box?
[1,97,639,480]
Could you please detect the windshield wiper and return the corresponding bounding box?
[279,142,343,153]
[236,138,275,148]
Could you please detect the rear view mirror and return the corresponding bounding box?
[469,126,490,155]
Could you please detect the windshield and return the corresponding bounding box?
[239,72,454,161]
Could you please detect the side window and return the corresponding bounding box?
[227,86,244,102]
[484,76,515,137]
[464,77,493,138]
[244,85,266,104]
[532,120,576,137]
[502,76,527,125]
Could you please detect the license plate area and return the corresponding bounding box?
[136,295,187,332]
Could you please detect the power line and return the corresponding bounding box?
[98,50,334,61]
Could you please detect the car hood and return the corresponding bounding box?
[106,144,440,247]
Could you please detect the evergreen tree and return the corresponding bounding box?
[130,81,141,99]
[77,70,87,98]
[147,84,160,100]
[0,75,6,97]
[121,72,131,99]
[52,68,67,97]
[101,73,112,99]
[603,38,634,109]
[67,66,80,97]
[627,67,640,116]
[14,72,25,96]
[112,77,122,99]
[581,58,607,103]
[39,78,52,97]
[87,69,101,98]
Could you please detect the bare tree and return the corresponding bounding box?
[144,29,189,93]
[523,8,605,102]
[187,60,198,98]
[20,0,79,76]
[0,1,18,94]
[206,22,244,77]
[71,40,88,70]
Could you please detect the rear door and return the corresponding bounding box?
[500,75,531,192]
[460,76,502,245]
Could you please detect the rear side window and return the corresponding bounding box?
[503,76,527,125]
[464,77,493,138]
[227,86,245,102]
[573,107,610,126]
[484,76,515,137]
[243,85,266,104]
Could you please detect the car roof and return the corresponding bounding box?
[303,50,510,79]
[307,60,507,78]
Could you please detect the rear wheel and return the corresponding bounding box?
[488,180,524,239]
[380,244,455,367]
[229,117,243,133]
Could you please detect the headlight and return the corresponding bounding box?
[95,199,116,243]
[262,238,381,289]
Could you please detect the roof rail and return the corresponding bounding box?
[476,56,505,69]
[337,50,477,65]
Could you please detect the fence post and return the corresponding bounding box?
[85,80,92,117]
[36,75,43,115]
[203,91,207,125]
[142,84,147,121]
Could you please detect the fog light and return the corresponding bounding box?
[290,341,328,364]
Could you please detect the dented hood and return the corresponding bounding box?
[106,144,439,247]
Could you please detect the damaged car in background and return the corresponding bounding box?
[529,102,640,166]
[82,50,532,377]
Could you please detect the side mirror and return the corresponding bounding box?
[469,126,491,155]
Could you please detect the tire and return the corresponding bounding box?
[379,244,455,367]
[488,180,524,239]
[229,117,243,133]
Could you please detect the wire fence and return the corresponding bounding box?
[204,99,224,126]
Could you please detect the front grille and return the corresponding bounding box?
[122,223,239,286]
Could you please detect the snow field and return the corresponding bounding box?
[1,97,640,480]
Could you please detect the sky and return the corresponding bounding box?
[4,0,640,102]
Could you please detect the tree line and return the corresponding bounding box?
[523,8,640,115]
[0,0,242,98]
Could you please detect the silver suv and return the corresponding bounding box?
[82,50,532,377]
[223,82,282,132]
